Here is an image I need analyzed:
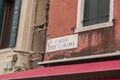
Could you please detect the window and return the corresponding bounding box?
[0,0,21,49]
[75,0,113,33]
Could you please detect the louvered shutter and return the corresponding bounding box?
[9,0,21,47]
[83,0,98,26]
[98,0,110,23]
[0,0,5,42]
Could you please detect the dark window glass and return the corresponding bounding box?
[0,0,21,49]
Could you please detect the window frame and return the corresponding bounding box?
[0,0,21,49]
[75,0,114,33]
[0,0,13,48]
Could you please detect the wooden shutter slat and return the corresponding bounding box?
[98,0,110,23]
[83,0,98,26]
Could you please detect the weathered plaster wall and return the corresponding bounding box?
[45,0,120,60]
[0,0,37,74]
[0,51,12,74]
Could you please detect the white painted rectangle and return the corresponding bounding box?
[46,34,78,53]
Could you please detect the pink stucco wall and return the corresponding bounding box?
[45,0,120,61]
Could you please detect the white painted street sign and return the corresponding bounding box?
[46,34,78,53]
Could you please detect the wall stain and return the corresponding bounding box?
[49,26,118,60]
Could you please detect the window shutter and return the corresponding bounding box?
[0,0,5,41]
[83,0,98,26]
[98,0,110,23]
[9,0,21,47]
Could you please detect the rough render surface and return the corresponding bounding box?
[45,0,120,61]
[0,0,36,74]
[0,52,12,74]
[0,0,48,74]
